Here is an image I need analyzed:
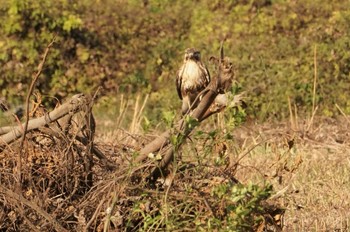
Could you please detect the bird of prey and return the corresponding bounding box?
[176,48,211,114]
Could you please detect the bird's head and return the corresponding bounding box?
[184,48,201,61]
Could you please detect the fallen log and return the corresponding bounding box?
[0,94,87,150]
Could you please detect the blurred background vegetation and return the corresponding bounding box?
[1,0,350,127]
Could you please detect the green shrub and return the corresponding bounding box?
[209,182,273,231]
[2,0,350,120]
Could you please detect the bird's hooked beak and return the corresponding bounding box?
[185,48,200,61]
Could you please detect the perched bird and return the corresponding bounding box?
[176,48,211,114]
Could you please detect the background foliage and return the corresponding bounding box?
[1,0,350,121]
[1,1,349,230]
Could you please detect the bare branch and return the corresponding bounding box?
[0,94,87,151]
[20,38,56,151]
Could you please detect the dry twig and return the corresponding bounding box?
[19,38,56,151]
[0,185,68,232]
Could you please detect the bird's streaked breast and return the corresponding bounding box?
[181,61,206,90]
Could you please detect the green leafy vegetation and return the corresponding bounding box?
[1,0,350,120]
[123,182,273,231]
[209,182,273,231]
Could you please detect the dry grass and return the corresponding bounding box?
[1,102,350,231]
[85,112,350,230]
[94,112,350,231]
[229,116,350,231]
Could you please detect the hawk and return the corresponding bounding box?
[176,48,211,114]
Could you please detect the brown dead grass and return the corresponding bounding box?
[1,113,349,231]
[230,116,350,231]
[96,114,350,231]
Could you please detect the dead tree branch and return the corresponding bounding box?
[0,94,87,151]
